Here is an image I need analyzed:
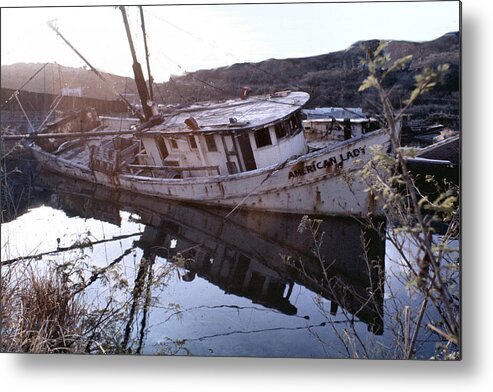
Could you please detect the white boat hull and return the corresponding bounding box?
[30,128,390,217]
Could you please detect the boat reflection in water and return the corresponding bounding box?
[37,171,386,353]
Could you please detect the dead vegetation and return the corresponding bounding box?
[1,262,85,353]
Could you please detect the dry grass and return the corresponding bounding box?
[1,262,85,353]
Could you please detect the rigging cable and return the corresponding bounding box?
[1,62,49,110]
[144,8,365,117]
[37,63,85,132]
[13,93,35,133]
[143,8,308,93]
[47,20,145,122]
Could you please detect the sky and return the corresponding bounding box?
[1,1,460,84]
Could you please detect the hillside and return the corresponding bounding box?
[1,32,459,126]
[159,32,459,126]
[1,63,139,102]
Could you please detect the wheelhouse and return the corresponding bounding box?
[133,91,310,178]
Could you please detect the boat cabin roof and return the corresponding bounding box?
[136,91,310,136]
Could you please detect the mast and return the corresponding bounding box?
[139,6,154,101]
[119,6,154,121]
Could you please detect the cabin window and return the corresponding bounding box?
[170,138,179,149]
[205,135,217,152]
[188,135,198,149]
[275,123,288,139]
[254,128,272,148]
[156,136,169,160]
[343,119,352,140]
[289,113,302,135]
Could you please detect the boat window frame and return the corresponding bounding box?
[274,122,288,140]
[205,134,218,152]
[188,135,198,149]
[254,127,273,148]
[289,112,302,136]
[156,136,169,160]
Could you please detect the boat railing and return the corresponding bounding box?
[127,163,220,178]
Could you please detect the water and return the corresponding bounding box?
[1,167,458,358]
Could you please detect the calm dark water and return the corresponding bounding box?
[1,166,455,358]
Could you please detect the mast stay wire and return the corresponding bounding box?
[150,48,302,126]
[36,64,84,133]
[118,8,204,118]
[2,62,79,134]
[143,8,367,118]
[143,9,298,91]
[47,19,146,122]
[1,62,49,110]
[140,25,304,126]
[130,6,306,119]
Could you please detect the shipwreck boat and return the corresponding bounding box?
[25,6,391,218]
[28,91,390,217]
